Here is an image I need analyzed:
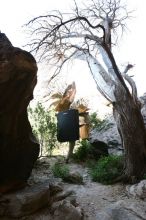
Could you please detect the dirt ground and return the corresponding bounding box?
[29,156,141,220]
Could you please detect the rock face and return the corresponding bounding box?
[0,182,50,218]
[0,180,83,219]
[127,180,146,200]
[53,200,83,220]
[95,200,146,220]
[0,33,40,191]
[89,140,109,159]
[89,115,123,155]
[89,93,146,156]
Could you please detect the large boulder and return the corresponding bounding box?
[0,33,40,192]
[89,140,109,159]
[53,200,83,220]
[95,200,146,220]
[126,180,146,200]
[89,115,123,155]
[0,182,50,218]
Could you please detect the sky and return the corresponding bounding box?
[0,0,146,102]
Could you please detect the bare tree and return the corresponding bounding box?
[25,0,146,183]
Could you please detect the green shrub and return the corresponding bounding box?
[143,174,146,179]
[89,155,123,184]
[28,102,58,156]
[73,140,92,161]
[89,112,112,131]
[52,163,69,180]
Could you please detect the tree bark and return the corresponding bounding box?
[113,85,146,182]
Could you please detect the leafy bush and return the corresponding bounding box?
[143,174,146,179]
[28,102,58,156]
[73,140,92,161]
[89,155,123,184]
[89,112,112,131]
[52,163,69,180]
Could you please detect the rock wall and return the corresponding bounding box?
[0,33,40,192]
[90,95,146,155]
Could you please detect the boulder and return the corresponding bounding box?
[95,200,146,220]
[89,115,122,155]
[0,33,40,192]
[0,182,50,218]
[53,200,83,220]
[89,140,109,159]
[126,180,146,200]
[64,171,84,184]
[51,189,74,203]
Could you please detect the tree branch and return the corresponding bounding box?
[122,64,138,103]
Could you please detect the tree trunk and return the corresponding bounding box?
[113,85,146,182]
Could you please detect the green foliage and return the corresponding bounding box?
[52,163,69,180]
[143,174,146,179]
[28,102,58,156]
[89,155,123,184]
[73,140,92,161]
[89,112,112,131]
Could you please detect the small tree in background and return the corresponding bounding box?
[89,112,113,131]
[28,103,57,156]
